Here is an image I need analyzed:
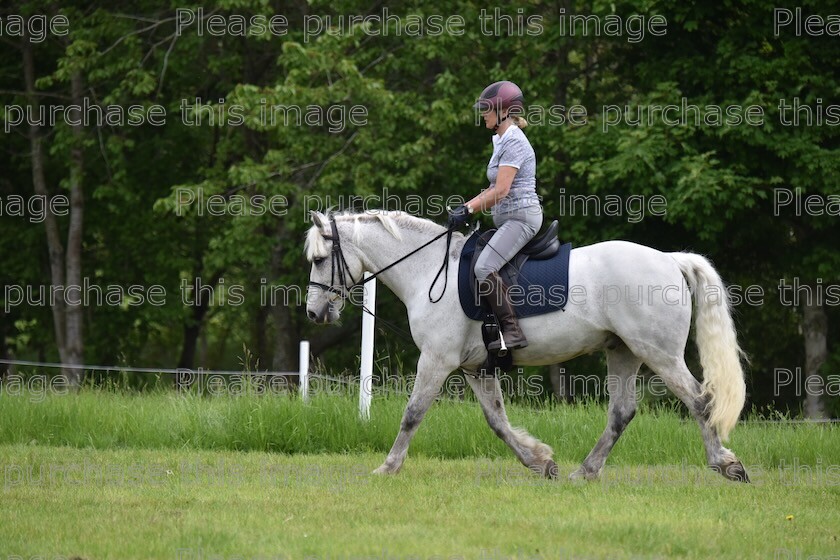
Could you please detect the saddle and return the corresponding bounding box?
[458,220,572,322]
[471,220,561,288]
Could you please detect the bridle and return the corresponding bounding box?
[307,215,455,305]
[307,219,361,300]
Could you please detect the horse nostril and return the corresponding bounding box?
[307,310,318,321]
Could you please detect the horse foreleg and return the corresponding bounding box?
[465,374,556,478]
[373,352,452,475]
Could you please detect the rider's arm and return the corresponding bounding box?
[466,165,517,212]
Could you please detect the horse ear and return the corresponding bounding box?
[310,210,325,229]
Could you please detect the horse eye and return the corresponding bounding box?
[313,257,325,266]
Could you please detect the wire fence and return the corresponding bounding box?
[0,358,299,377]
[0,351,411,398]
[0,356,422,399]
[1,357,837,423]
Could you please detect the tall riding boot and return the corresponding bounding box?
[479,271,528,352]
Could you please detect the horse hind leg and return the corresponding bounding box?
[571,342,642,480]
[465,375,557,478]
[643,353,749,483]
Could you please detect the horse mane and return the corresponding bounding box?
[304,210,447,261]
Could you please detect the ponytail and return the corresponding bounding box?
[511,115,528,129]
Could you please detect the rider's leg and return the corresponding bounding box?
[474,206,542,351]
[480,271,528,350]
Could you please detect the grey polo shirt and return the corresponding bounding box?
[486,124,541,215]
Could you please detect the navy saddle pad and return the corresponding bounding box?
[457,228,572,321]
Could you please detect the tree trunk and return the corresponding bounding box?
[271,305,297,372]
[548,363,573,403]
[177,272,223,374]
[551,0,573,200]
[63,71,86,387]
[269,231,298,383]
[254,302,269,366]
[178,319,201,372]
[803,296,827,419]
[0,311,9,380]
[22,38,69,365]
[270,303,298,392]
[23,36,86,386]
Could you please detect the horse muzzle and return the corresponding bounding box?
[306,300,341,324]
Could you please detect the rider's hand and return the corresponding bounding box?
[447,205,471,229]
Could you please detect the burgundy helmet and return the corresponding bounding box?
[473,81,525,115]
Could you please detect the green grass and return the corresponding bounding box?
[0,391,837,468]
[1,445,837,560]
[1,391,838,558]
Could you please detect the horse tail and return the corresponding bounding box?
[670,252,746,441]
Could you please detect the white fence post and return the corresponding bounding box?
[299,340,310,402]
[359,273,376,420]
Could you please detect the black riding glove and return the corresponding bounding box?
[447,205,470,229]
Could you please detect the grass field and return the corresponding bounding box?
[1,391,838,559]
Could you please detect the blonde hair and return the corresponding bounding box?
[511,115,528,128]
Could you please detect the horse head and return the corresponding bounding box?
[305,210,365,324]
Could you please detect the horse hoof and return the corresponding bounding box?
[544,460,559,479]
[712,461,750,483]
[569,468,597,482]
[372,464,396,475]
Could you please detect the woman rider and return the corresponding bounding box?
[448,80,543,351]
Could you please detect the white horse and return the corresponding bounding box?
[305,210,749,482]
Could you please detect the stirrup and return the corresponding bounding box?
[487,331,527,355]
[497,333,508,357]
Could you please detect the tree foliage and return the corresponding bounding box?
[1,0,837,414]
